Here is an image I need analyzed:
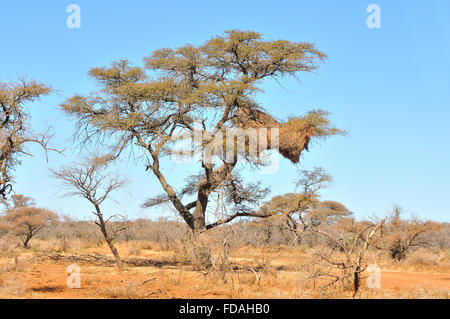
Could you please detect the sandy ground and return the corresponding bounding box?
[1,244,449,299]
[18,264,450,299]
[381,271,450,290]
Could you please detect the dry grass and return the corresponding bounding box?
[406,248,440,266]
[0,236,20,258]
[0,274,28,298]
[96,281,148,299]
[0,238,448,299]
[0,257,30,298]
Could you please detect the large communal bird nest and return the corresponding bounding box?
[232,107,323,164]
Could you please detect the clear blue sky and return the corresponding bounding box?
[1,1,449,222]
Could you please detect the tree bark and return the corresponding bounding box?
[94,205,122,269]
[23,226,34,248]
[193,190,209,231]
[23,235,31,248]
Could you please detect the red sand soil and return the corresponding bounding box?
[381,271,450,290]
[17,262,449,299]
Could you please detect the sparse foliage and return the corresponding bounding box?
[307,218,385,297]
[52,156,128,268]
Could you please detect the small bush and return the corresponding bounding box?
[0,274,28,298]
[96,281,147,299]
[172,235,214,271]
[406,248,440,266]
[0,236,20,257]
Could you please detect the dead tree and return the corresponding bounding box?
[52,156,128,268]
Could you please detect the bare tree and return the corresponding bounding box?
[307,218,385,297]
[256,167,381,296]
[52,156,128,268]
[0,79,57,198]
[0,197,57,248]
[60,30,344,233]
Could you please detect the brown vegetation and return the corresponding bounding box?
[0,216,448,299]
[0,30,447,300]
[373,206,443,261]
[0,195,57,248]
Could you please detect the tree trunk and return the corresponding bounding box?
[353,267,361,297]
[95,206,122,269]
[104,236,122,269]
[193,190,209,232]
[148,152,195,229]
[23,235,31,248]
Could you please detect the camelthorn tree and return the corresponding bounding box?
[61,30,343,232]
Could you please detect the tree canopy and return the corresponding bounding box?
[0,195,57,248]
[0,79,53,198]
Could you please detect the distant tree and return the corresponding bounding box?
[0,197,57,248]
[374,205,442,261]
[255,168,352,242]
[10,194,35,208]
[61,30,344,232]
[0,79,56,199]
[52,156,128,268]
[1,194,36,212]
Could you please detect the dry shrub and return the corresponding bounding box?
[127,242,141,256]
[0,274,28,298]
[171,230,245,289]
[136,240,154,250]
[172,233,214,271]
[35,237,82,253]
[55,237,70,252]
[127,240,156,252]
[406,248,440,266]
[304,245,354,293]
[0,257,29,298]
[244,250,280,286]
[96,281,147,299]
[397,287,449,299]
[0,257,29,273]
[169,228,284,290]
[0,236,20,257]
[440,250,450,266]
